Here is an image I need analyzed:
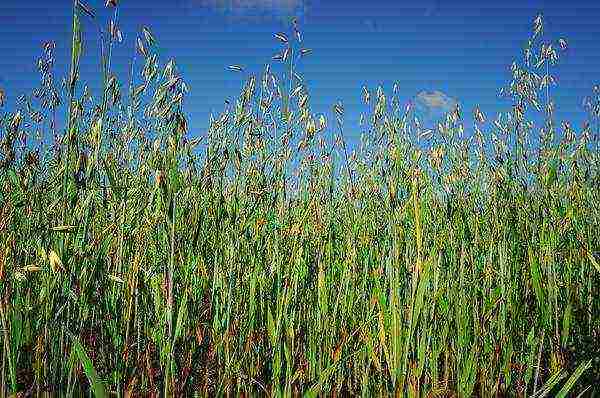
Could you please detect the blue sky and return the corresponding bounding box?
[0,0,599,150]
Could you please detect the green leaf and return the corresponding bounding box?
[266,308,276,347]
[411,256,431,336]
[7,170,20,191]
[526,326,535,346]
[529,248,547,326]
[72,337,108,398]
[69,11,82,95]
[102,157,122,202]
[555,359,592,398]
[173,289,189,342]
[169,167,181,193]
[545,159,558,188]
[561,303,572,347]
[534,369,567,398]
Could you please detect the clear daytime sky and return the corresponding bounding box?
[0,0,599,149]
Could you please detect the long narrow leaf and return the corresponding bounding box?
[72,338,108,398]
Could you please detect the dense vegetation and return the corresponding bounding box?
[0,2,599,396]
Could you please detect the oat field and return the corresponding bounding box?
[0,2,599,397]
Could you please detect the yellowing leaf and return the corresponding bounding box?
[109,274,125,284]
[0,246,7,281]
[38,247,47,262]
[588,251,600,274]
[48,250,64,273]
[51,225,77,233]
[91,118,102,145]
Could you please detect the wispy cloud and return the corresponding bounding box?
[415,90,457,111]
[413,90,458,124]
[181,0,309,24]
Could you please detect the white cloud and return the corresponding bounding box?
[413,90,458,125]
[415,90,457,112]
